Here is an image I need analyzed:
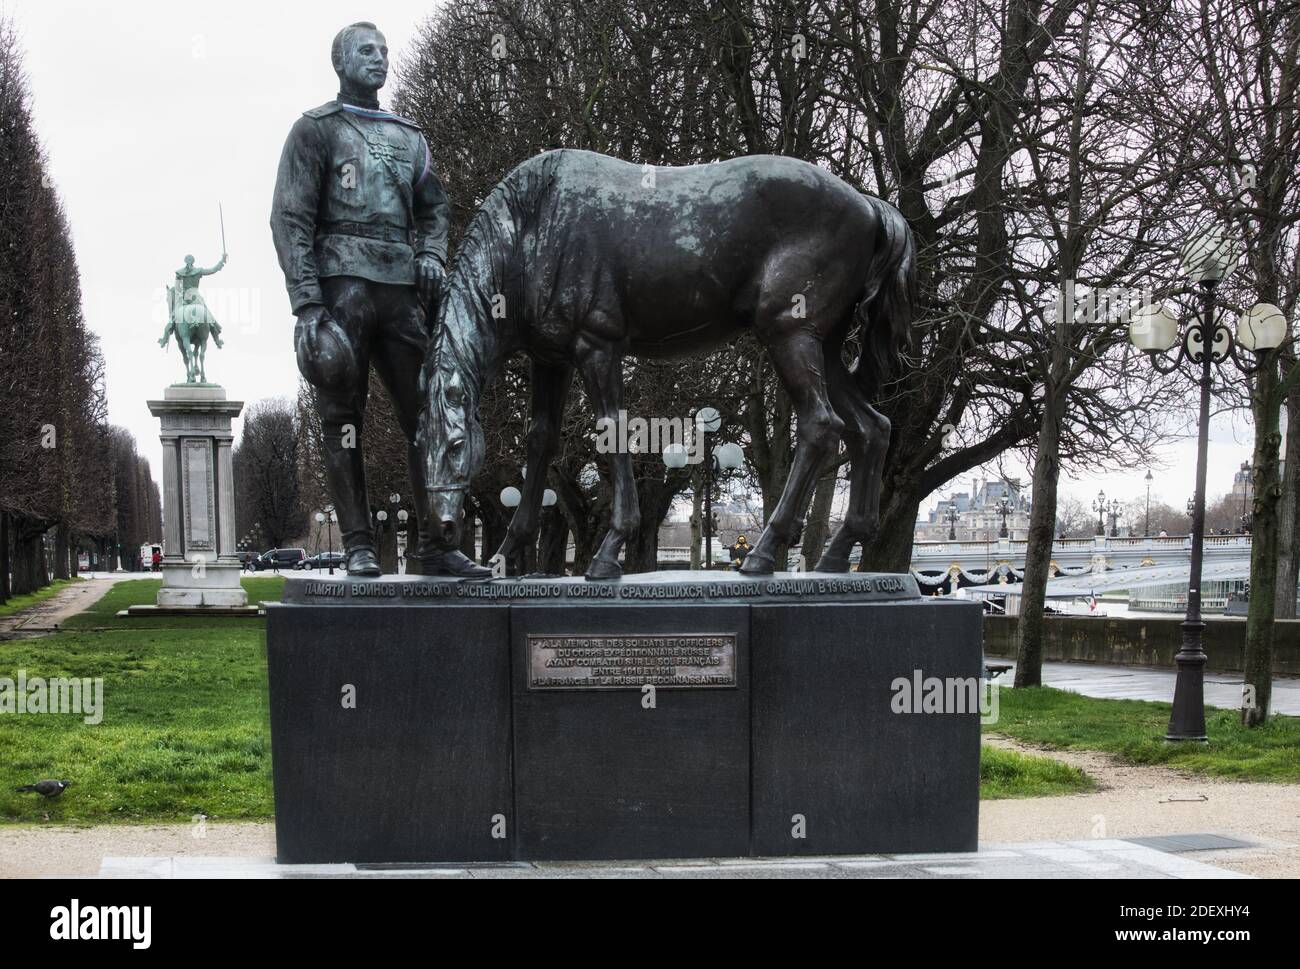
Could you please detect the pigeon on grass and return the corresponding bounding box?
[15,780,72,799]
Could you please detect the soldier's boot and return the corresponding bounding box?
[321,422,380,578]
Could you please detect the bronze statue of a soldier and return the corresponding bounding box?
[271,21,488,578]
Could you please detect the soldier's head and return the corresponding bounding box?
[184,255,195,267]
[332,22,388,95]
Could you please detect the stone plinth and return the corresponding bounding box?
[136,384,248,611]
[265,571,983,863]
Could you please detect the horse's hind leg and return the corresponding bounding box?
[740,332,844,575]
[817,348,890,572]
[497,361,571,573]
[578,344,638,580]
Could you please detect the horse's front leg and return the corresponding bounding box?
[496,362,571,573]
[579,345,637,580]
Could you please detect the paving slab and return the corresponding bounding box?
[96,839,1252,879]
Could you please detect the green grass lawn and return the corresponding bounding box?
[988,685,1300,782]
[1,577,282,824]
[60,577,284,631]
[0,577,85,618]
[980,745,1094,799]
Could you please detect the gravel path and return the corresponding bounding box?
[982,735,1300,877]
[0,573,149,640]
[0,823,276,877]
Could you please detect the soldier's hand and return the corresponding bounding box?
[416,256,445,313]
[294,304,329,357]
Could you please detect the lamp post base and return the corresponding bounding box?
[1166,619,1209,742]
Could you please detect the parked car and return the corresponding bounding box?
[253,548,307,571]
[298,551,346,571]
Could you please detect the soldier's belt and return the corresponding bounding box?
[320,221,411,245]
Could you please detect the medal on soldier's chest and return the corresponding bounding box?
[365,131,409,166]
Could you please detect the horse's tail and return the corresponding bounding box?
[850,198,917,398]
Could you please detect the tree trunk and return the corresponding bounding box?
[799,461,839,570]
[625,479,676,573]
[1276,392,1300,618]
[24,530,47,591]
[539,507,568,575]
[1015,400,1065,688]
[858,486,922,572]
[457,510,475,562]
[54,522,71,581]
[379,524,399,574]
[689,479,702,570]
[0,512,10,604]
[480,510,507,568]
[1243,366,1283,726]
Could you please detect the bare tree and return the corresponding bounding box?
[234,398,307,550]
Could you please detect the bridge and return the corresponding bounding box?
[908,533,1255,602]
[634,533,1253,585]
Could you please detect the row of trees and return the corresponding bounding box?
[383,0,1193,580]
[1043,491,1256,538]
[386,7,1289,551]
[0,15,159,600]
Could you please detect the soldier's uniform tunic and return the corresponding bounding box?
[271,99,450,560]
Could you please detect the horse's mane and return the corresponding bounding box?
[432,151,561,399]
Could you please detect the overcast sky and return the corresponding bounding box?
[9,0,1259,525]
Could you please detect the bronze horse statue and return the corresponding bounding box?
[419,149,917,579]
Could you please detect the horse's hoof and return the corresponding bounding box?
[584,558,623,581]
[813,554,851,573]
[738,552,775,575]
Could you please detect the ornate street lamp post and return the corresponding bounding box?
[945,504,960,542]
[1093,490,1107,536]
[314,506,337,575]
[665,409,744,570]
[1145,469,1154,537]
[1130,224,1286,741]
[1108,498,1122,538]
[1239,461,1252,533]
[997,496,1011,539]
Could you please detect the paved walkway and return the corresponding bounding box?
[990,660,1300,716]
[0,573,147,640]
[98,841,1247,879]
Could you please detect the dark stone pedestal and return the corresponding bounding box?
[265,572,982,863]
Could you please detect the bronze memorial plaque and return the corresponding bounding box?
[528,633,737,690]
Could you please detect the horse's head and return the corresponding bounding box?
[420,359,484,549]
